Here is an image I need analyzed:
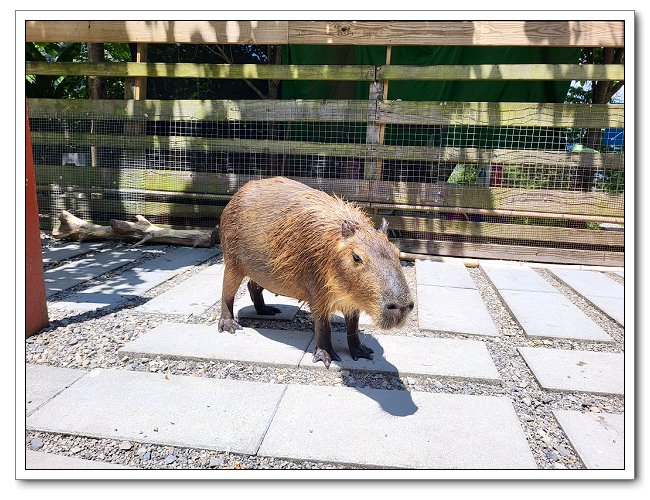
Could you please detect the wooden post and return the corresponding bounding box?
[376,46,392,180]
[364,46,391,180]
[88,43,104,169]
[363,80,382,179]
[125,43,148,100]
[124,43,148,176]
[25,101,49,337]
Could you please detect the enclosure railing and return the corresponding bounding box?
[26,20,625,266]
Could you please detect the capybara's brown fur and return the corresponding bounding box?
[218,177,413,367]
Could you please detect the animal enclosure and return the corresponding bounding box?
[26,21,625,266]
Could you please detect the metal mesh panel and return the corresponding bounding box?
[30,99,624,262]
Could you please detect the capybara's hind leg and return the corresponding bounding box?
[345,310,374,361]
[218,262,245,334]
[312,316,341,369]
[247,280,282,315]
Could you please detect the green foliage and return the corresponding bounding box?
[146,44,270,99]
[447,164,478,185]
[26,42,131,99]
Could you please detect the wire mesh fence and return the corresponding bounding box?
[29,99,624,264]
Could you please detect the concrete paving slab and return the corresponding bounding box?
[299,334,501,381]
[120,323,313,368]
[26,368,287,456]
[498,290,612,342]
[258,384,536,469]
[26,450,136,470]
[235,291,302,321]
[41,242,105,264]
[553,410,624,469]
[45,248,147,297]
[415,260,476,288]
[26,364,88,416]
[51,293,128,313]
[417,284,499,336]
[549,268,624,325]
[136,264,223,315]
[52,247,218,312]
[518,347,623,395]
[583,296,624,326]
[549,268,624,299]
[482,265,559,293]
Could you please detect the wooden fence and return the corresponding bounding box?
[26,20,625,266]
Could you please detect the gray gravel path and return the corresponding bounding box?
[25,237,625,470]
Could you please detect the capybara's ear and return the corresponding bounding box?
[341,220,356,237]
[379,218,389,234]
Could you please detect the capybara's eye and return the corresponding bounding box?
[352,252,363,264]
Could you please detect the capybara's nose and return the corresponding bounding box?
[386,300,414,314]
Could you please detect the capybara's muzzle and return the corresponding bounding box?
[378,296,414,329]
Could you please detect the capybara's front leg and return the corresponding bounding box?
[312,316,341,369]
[218,263,244,334]
[345,310,374,361]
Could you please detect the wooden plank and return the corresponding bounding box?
[35,166,372,202]
[288,21,625,47]
[28,98,370,122]
[376,64,625,81]
[36,166,623,218]
[28,98,625,129]
[25,62,376,81]
[31,132,369,158]
[378,101,624,129]
[393,238,624,267]
[35,191,224,219]
[367,202,625,225]
[26,20,289,44]
[30,132,624,170]
[27,61,624,82]
[368,181,624,217]
[26,21,624,47]
[370,215,624,247]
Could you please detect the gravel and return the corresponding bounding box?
[26,237,625,470]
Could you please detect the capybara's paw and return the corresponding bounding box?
[218,317,242,334]
[313,347,341,369]
[255,305,282,315]
[350,343,374,361]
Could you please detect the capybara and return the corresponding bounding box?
[218,177,414,368]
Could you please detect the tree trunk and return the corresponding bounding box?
[87,43,105,99]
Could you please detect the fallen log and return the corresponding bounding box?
[52,211,217,248]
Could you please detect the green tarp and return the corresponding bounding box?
[281,45,579,102]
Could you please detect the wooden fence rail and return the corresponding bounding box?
[28,98,625,128]
[26,20,625,47]
[30,131,624,171]
[26,61,625,82]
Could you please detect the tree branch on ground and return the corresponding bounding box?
[53,211,217,248]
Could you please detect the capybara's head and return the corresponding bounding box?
[329,218,413,329]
